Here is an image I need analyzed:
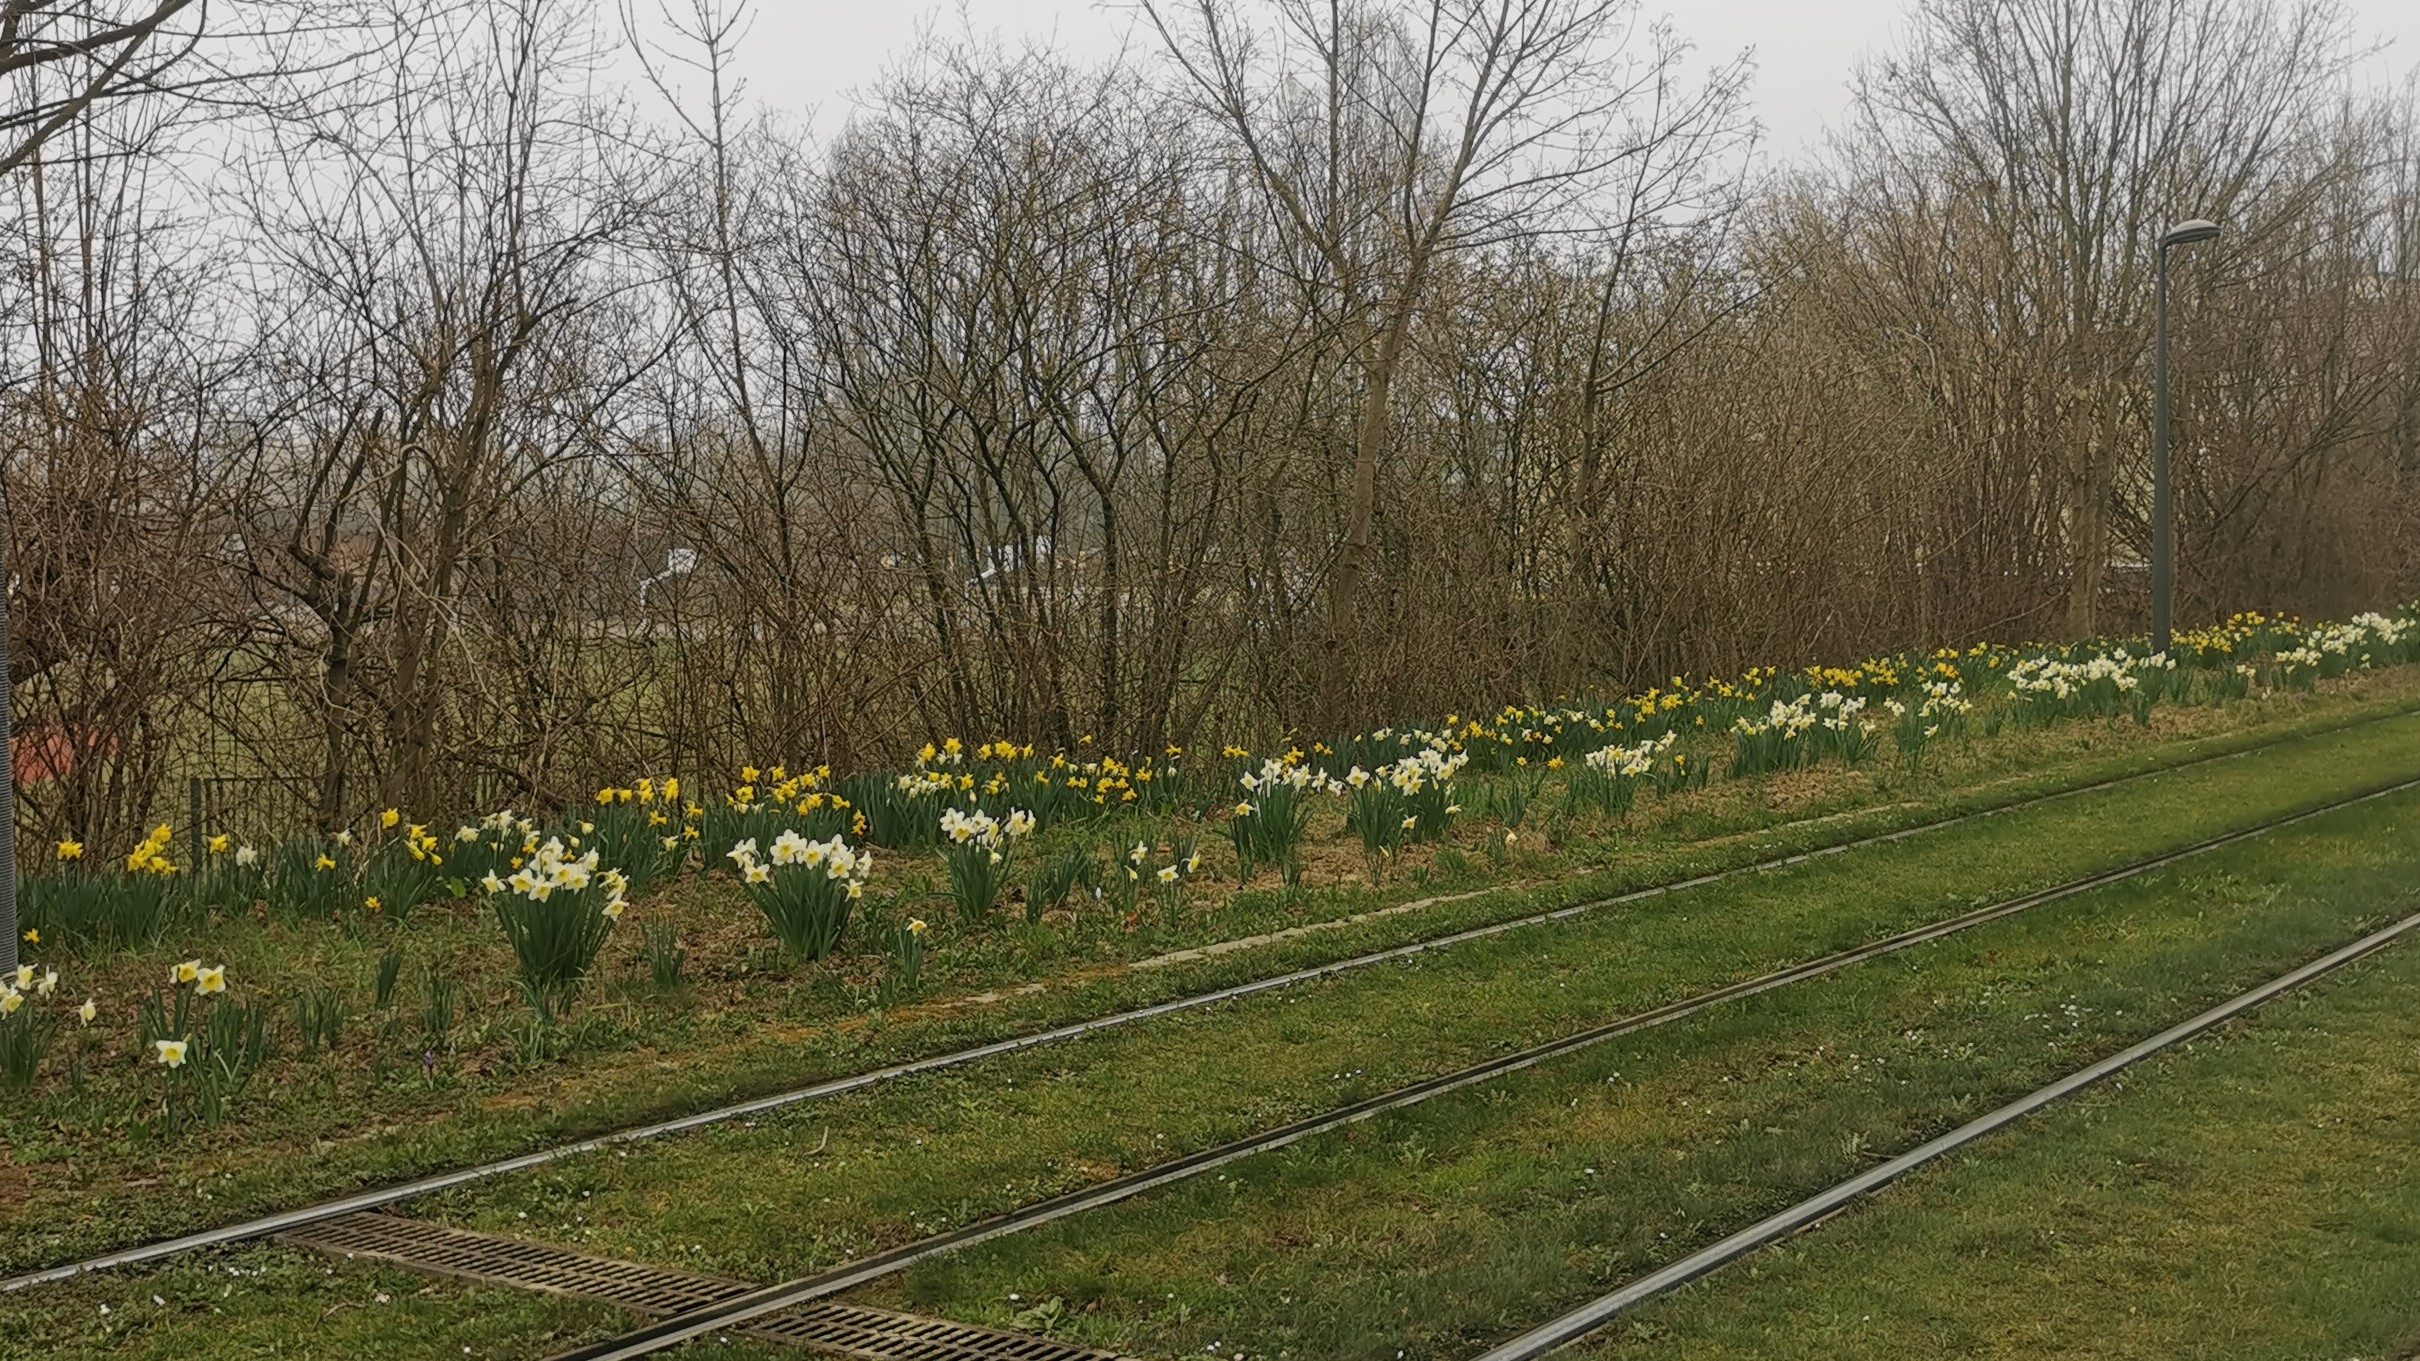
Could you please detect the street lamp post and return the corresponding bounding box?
[2153,218,2221,656]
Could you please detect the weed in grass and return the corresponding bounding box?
[640,921,687,990]
[422,972,458,1044]
[372,945,404,1011]
[293,989,344,1058]
[1028,845,1097,923]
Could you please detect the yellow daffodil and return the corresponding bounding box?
[380,808,400,829]
[207,834,231,855]
[55,840,83,862]
[19,928,37,946]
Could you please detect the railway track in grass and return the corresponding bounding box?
[533,772,2420,1361]
[1465,904,2420,1361]
[4,706,2411,1298]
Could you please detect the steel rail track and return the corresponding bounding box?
[541,772,2420,1361]
[1468,903,2420,1360]
[4,705,2408,1296]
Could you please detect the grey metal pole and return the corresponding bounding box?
[2153,244,2174,656]
[0,526,17,978]
[2150,219,2219,657]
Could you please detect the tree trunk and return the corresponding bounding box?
[1321,301,1417,725]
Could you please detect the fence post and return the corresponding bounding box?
[188,776,205,841]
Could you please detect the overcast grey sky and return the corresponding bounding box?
[650,0,2419,160]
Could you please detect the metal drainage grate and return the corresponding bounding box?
[280,1212,1130,1361]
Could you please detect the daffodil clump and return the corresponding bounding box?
[886,916,931,992]
[137,960,269,1127]
[20,828,184,949]
[1572,731,1676,817]
[939,806,1035,923]
[2007,650,2178,724]
[1342,746,1468,865]
[843,739,1182,848]
[354,811,451,923]
[708,766,854,859]
[1226,755,1341,885]
[1104,837,1205,917]
[727,830,872,960]
[589,776,701,895]
[0,961,81,1089]
[484,836,629,1017]
[2270,614,2414,687]
[1883,676,1974,769]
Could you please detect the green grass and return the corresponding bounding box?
[7,701,2420,1358]
[837,790,2420,1361]
[1585,931,2420,1360]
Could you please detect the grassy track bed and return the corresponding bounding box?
[1581,907,2420,1360]
[6,688,2418,1277]
[822,788,2420,1361]
[9,719,2420,1356]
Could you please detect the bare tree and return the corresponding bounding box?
[1845,0,2368,635]
[1139,0,1747,721]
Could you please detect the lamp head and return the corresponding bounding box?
[2160,219,2221,249]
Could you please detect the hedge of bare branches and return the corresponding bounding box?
[4,0,2415,850]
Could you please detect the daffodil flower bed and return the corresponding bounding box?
[0,604,2412,1150]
